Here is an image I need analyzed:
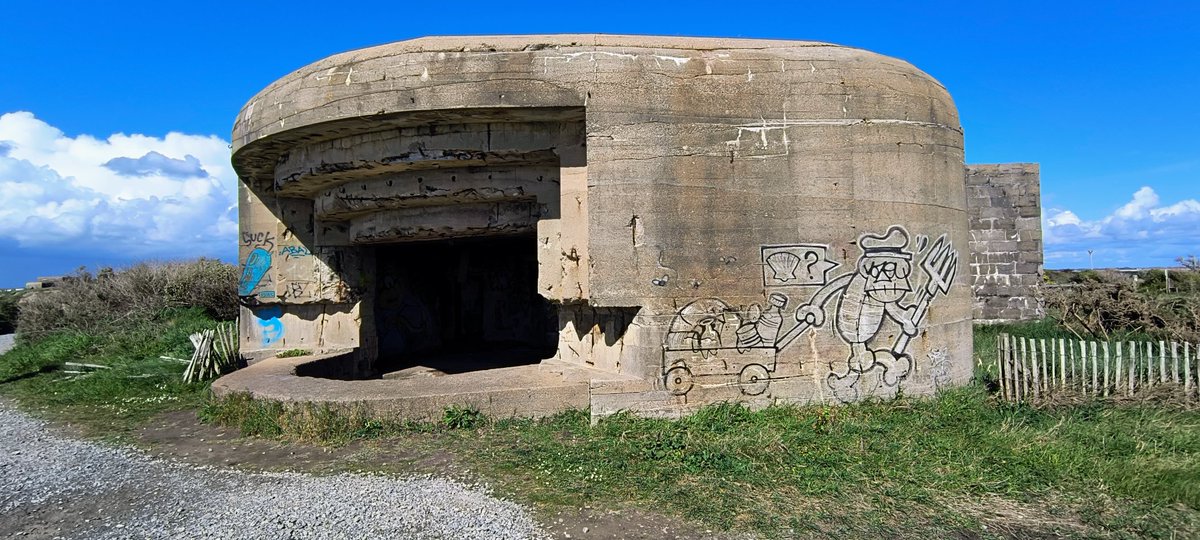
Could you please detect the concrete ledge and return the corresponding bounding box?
[212,353,654,421]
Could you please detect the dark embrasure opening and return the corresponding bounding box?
[372,234,557,376]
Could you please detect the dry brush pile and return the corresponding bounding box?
[16,259,239,339]
[1044,267,1200,344]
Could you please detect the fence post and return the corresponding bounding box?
[997,333,1006,400]
[1159,341,1167,384]
[1031,338,1041,399]
[1115,340,1123,396]
[1012,333,1022,400]
[1091,341,1099,395]
[1069,339,1077,389]
[1059,338,1067,389]
[1079,340,1088,394]
[1017,336,1027,398]
[1185,342,1193,398]
[1040,339,1049,393]
[1128,341,1136,397]
[1171,342,1180,384]
[1020,337,1030,400]
[1147,342,1155,388]
[1102,341,1111,397]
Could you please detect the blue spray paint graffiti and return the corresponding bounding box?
[279,245,312,260]
[253,306,284,347]
[239,248,272,296]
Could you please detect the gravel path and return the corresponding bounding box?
[0,405,547,539]
[0,334,14,355]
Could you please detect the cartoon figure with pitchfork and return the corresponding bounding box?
[774,226,959,402]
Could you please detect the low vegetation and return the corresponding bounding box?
[16,259,237,340]
[1044,267,1200,343]
[0,260,237,436]
[202,381,1199,538]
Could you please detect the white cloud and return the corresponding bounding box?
[0,111,236,259]
[1044,186,1200,268]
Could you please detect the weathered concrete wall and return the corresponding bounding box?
[965,163,1044,323]
[229,35,974,418]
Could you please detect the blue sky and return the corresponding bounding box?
[0,0,1197,286]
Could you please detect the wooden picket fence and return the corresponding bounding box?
[995,333,1197,402]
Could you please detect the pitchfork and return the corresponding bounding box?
[892,234,958,355]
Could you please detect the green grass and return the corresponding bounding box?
[6,316,1198,537]
[275,348,311,358]
[0,308,218,436]
[204,386,1199,538]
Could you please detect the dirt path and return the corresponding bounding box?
[134,410,747,540]
[0,403,546,540]
[0,402,743,540]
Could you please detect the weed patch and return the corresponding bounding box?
[0,308,218,435]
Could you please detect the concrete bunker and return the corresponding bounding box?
[216,35,978,421]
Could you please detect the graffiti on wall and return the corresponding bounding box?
[662,225,958,403]
[279,245,311,260]
[761,244,839,287]
[253,305,285,347]
[239,231,277,297]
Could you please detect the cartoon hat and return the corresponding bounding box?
[859,226,912,260]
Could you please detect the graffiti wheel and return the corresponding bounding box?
[739,364,770,396]
[665,366,694,396]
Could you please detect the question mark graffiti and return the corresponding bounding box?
[803,251,819,280]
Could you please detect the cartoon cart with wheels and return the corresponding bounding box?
[661,296,787,397]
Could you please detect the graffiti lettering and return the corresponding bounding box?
[279,245,312,260]
[286,281,310,299]
[241,231,276,251]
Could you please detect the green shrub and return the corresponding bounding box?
[16,259,238,339]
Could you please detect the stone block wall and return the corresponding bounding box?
[965,163,1045,323]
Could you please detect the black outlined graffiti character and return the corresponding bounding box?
[776,226,958,402]
[828,226,918,396]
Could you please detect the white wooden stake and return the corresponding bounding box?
[1091,341,1099,395]
[1185,342,1192,398]
[1040,339,1049,392]
[1128,341,1136,396]
[997,333,1006,400]
[1160,341,1168,384]
[1059,338,1067,389]
[1147,342,1155,388]
[1079,340,1088,394]
[1102,341,1111,397]
[1031,338,1041,399]
[1021,337,1030,400]
[1009,334,1017,401]
[1171,341,1180,384]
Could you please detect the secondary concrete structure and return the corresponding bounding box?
[966,163,1045,323]
[217,35,974,419]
